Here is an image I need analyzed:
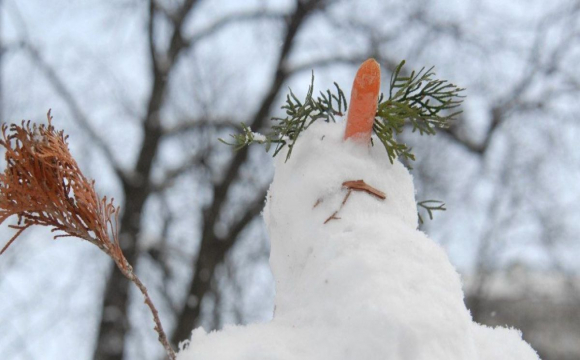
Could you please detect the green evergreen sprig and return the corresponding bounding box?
[417,200,447,224]
[219,73,347,161]
[375,60,465,163]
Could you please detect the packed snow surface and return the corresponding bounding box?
[177,121,539,360]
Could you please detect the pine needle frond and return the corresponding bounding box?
[417,200,447,224]
[375,60,465,163]
[219,72,347,161]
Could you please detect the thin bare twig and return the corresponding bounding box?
[131,273,175,360]
[342,180,386,200]
[324,189,352,224]
[324,180,386,224]
[186,10,286,46]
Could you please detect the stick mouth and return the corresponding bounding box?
[344,58,381,144]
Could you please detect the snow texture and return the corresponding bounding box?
[177,121,540,360]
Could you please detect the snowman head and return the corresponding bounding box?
[263,60,418,288]
[263,121,418,281]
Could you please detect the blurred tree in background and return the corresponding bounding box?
[0,0,579,359]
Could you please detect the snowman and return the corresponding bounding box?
[177,59,540,360]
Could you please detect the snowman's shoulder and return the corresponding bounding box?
[179,323,287,360]
[472,323,541,360]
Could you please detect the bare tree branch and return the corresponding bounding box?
[186,10,287,46]
[288,54,366,73]
[170,0,329,346]
[93,1,204,359]
[220,187,269,244]
[162,117,241,137]
[149,151,207,193]
[21,43,126,181]
[147,0,159,73]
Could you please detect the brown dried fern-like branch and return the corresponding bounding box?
[0,110,176,360]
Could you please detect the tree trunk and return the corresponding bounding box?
[92,70,167,360]
[92,181,151,360]
[169,0,324,347]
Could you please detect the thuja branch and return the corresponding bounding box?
[417,200,447,224]
[375,61,465,163]
[219,72,347,161]
[0,111,176,360]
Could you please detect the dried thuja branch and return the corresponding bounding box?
[0,111,176,360]
[0,113,120,256]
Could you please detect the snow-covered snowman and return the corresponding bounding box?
[177,59,540,360]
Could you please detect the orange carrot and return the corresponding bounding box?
[344,58,381,143]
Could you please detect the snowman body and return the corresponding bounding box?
[177,121,539,360]
[264,120,477,360]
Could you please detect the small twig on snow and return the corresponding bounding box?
[323,179,386,224]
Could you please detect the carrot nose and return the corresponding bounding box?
[344,58,381,143]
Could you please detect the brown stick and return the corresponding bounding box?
[0,225,31,255]
[342,180,386,199]
[324,180,386,224]
[313,198,323,208]
[324,189,352,224]
[129,271,176,360]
